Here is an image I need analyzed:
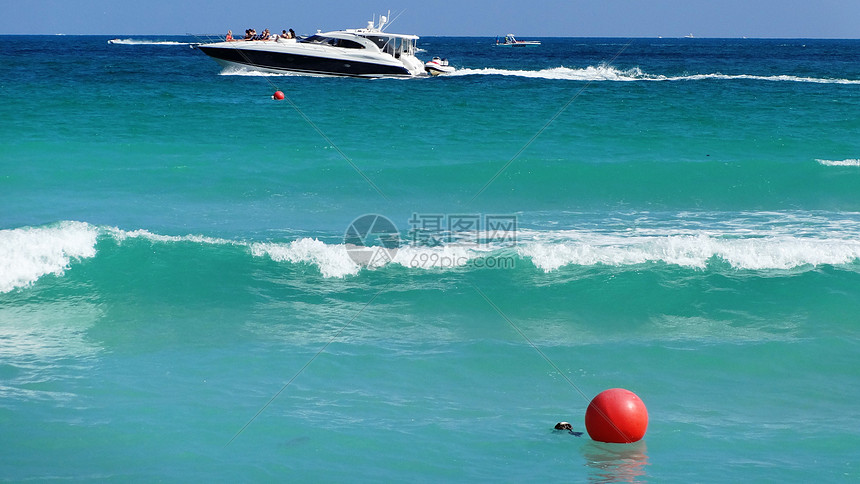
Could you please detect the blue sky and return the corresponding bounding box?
[1,0,858,37]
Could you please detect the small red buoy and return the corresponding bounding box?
[272,90,285,100]
[585,388,648,443]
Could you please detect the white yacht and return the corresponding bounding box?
[197,16,426,78]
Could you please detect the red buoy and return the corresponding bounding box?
[272,90,285,100]
[585,388,648,443]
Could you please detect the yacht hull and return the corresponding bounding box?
[198,42,413,78]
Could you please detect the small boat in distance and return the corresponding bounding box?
[424,57,455,76]
[495,34,540,46]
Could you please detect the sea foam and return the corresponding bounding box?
[0,221,100,293]
[107,227,234,246]
[816,158,860,166]
[107,39,192,46]
[453,64,860,84]
[248,239,491,277]
[250,230,860,276]
[518,233,860,272]
[219,67,310,77]
[5,218,860,289]
[250,238,361,278]
[450,65,648,81]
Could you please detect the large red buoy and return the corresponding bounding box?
[272,90,285,100]
[585,388,648,443]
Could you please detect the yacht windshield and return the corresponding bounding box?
[364,35,394,55]
[362,35,416,57]
[300,35,365,49]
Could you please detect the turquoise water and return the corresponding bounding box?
[2,35,860,481]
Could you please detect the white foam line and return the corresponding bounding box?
[817,158,860,166]
[108,39,192,46]
[518,234,860,272]
[0,222,247,292]
[107,227,236,246]
[218,68,309,77]
[7,217,860,288]
[250,239,360,278]
[449,65,647,81]
[672,73,860,84]
[451,65,860,84]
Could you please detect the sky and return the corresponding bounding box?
[1,0,858,38]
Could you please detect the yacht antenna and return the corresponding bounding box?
[383,9,406,31]
[377,11,389,31]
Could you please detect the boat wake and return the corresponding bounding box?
[108,38,194,46]
[218,66,308,77]
[450,65,646,81]
[451,64,860,84]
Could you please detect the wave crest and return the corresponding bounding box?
[5,218,860,290]
[519,234,860,272]
[0,221,100,293]
[250,239,360,278]
[249,239,494,277]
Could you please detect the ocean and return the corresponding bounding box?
[2,34,859,481]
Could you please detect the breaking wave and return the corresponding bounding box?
[518,233,860,272]
[4,215,860,290]
[0,222,99,293]
[251,239,360,278]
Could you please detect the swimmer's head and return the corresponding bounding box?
[554,422,573,431]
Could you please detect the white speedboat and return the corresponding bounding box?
[424,57,455,76]
[197,15,426,78]
[495,34,540,46]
